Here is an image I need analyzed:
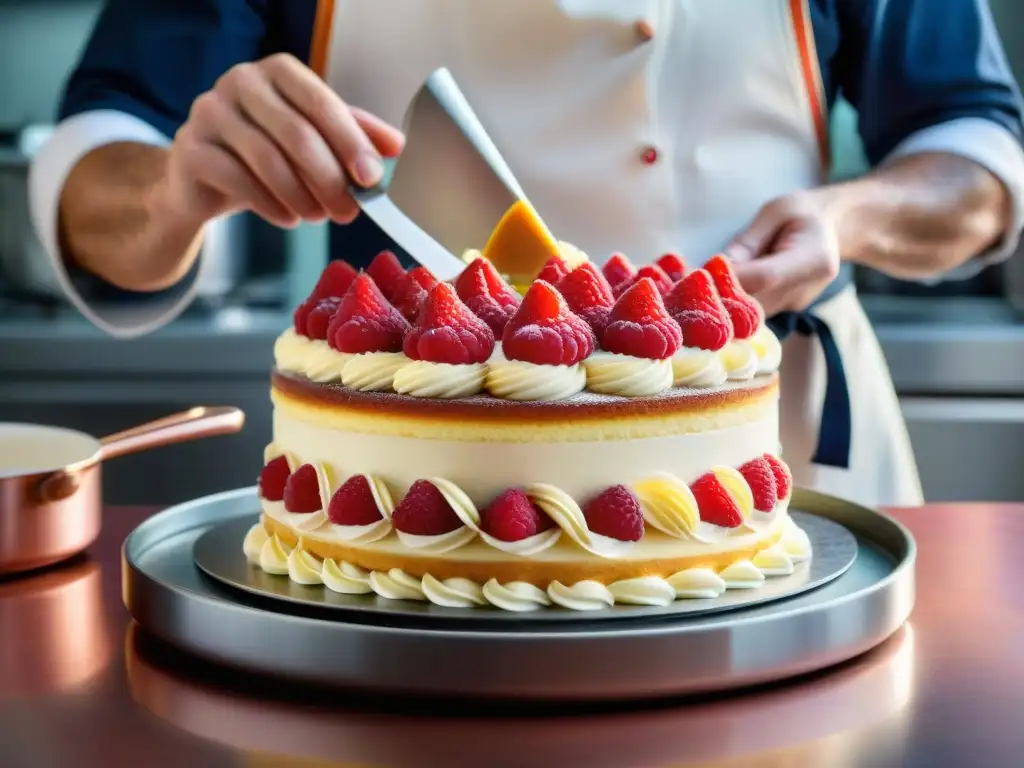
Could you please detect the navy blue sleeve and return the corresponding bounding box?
[833,0,1024,165]
[60,0,269,136]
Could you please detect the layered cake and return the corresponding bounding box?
[244,205,810,612]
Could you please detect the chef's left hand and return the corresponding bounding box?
[723,190,842,317]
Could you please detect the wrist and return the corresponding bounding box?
[808,178,883,267]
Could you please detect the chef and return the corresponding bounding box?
[29,0,1024,508]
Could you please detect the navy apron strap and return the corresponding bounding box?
[766,264,853,469]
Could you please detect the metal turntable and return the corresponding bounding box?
[123,487,915,700]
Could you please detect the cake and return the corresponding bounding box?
[244,205,809,612]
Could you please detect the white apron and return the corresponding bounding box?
[312,0,924,507]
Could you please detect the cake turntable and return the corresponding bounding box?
[122,487,915,700]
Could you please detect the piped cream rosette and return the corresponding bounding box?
[719,325,782,381]
[273,328,353,383]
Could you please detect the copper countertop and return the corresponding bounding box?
[0,504,1022,767]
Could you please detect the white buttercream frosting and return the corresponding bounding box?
[322,559,373,594]
[243,523,269,564]
[719,559,766,589]
[547,580,615,610]
[672,347,729,388]
[584,351,674,397]
[719,340,759,381]
[607,577,677,606]
[481,579,552,611]
[368,569,427,601]
[751,325,782,374]
[258,534,292,575]
[420,575,487,607]
[342,352,410,392]
[667,568,728,598]
[485,356,585,401]
[393,361,486,399]
[287,547,324,585]
[274,329,352,383]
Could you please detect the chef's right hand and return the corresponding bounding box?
[163,53,405,229]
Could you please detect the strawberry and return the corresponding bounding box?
[283,464,322,514]
[582,485,644,542]
[455,258,521,335]
[328,474,384,526]
[305,297,342,340]
[403,282,495,364]
[366,250,406,302]
[763,454,793,501]
[258,456,290,502]
[664,269,734,351]
[555,262,616,341]
[390,266,438,322]
[481,489,555,542]
[293,261,358,335]
[739,457,779,512]
[656,252,686,282]
[392,479,464,536]
[690,473,743,528]
[327,274,411,354]
[601,278,683,360]
[536,256,570,285]
[603,252,636,291]
[502,280,596,366]
[704,254,764,339]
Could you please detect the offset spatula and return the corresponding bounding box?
[349,68,551,281]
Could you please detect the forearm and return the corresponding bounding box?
[817,153,1013,280]
[59,142,205,292]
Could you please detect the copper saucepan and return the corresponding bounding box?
[0,406,245,575]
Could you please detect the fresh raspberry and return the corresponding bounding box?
[763,454,793,501]
[602,252,636,291]
[705,254,765,339]
[327,274,410,354]
[555,263,615,341]
[690,473,743,528]
[664,269,734,351]
[327,475,384,526]
[403,282,495,364]
[366,250,406,302]
[293,261,358,335]
[283,464,322,514]
[582,485,644,542]
[455,259,521,335]
[502,280,596,366]
[739,457,779,512]
[601,278,683,360]
[481,489,555,542]
[635,264,674,295]
[305,297,342,340]
[656,252,687,282]
[390,266,437,322]
[258,456,290,502]
[392,479,464,536]
[536,256,570,285]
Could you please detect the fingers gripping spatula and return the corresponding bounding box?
[349,68,555,281]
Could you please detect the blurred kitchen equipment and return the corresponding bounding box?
[0,125,244,300]
[0,405,244,575]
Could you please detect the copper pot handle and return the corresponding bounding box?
[97,406,246,462]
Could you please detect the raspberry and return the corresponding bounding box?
[392,480,464,535]
[327,274,410,354]
[258,456,290,502]
[366,250,406,302]
[582,485,644,542]
[602,252,636,291]
[502,280,596,366]
[738,457,779,512]
[293,260,358,335]
[656,252,687,282]
[555,263,615,341]
[705,255,765,339]
[664,269,734,351]
[305,297,342,340]
[328,474,384,526]
[690,473,743,528]
[390,266,437,322]
[403,282,495,364]
[283,464,322,514]
[617,264,673,297]
[455,259,521,335]
[481,489,554,542]
[763,454,793,500]
[536,256,570,285]
[601,278,683,360]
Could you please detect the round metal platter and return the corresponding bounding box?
[192,513,858,623]
[123,486,915,700]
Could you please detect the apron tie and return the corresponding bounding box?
[765,264,853,469]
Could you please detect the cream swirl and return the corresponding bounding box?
[393,361,486,399]
[322,559,373,594]
[287,547,324,585]
[481,579,552,611]
[420,575,487,607]
[258,534,291,575]
[369,569,426,601]
[719,340,759,381]
[273,329,352,383]
[547,580,615,610]
[750,325,782,374]
[526,483,635,558]
[273,328,314,373]
[342,352,409,392]
[243,523,269,564]
[752,546,796,576]
[607,577,677,606]
[584,352,673,397]
[667,568,727,599]
[672,347,728,388]
[780,518,813,562]
[719,560,766,589]
[485,357,585,401]
[633,471,750,543]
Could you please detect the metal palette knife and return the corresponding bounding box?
[349,68,550,281]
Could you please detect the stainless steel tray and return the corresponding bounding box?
[123,487,915,700]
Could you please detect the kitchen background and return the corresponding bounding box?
[2,0,1024,504]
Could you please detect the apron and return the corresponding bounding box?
[312,0,924,507]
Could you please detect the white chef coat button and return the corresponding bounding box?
[635,19,656,41]
[640,145,659,165]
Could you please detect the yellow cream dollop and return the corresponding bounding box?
[342,352,409,392]
[584,351,673,397]
[393,361,486,398]
[485,356,585,401]
[672,347,728,388]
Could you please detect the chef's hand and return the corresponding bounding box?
[164,53,404,229]
[723,191,842,317]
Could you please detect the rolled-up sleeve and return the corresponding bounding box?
[28,0,267,337]
[836,0,1024,278]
